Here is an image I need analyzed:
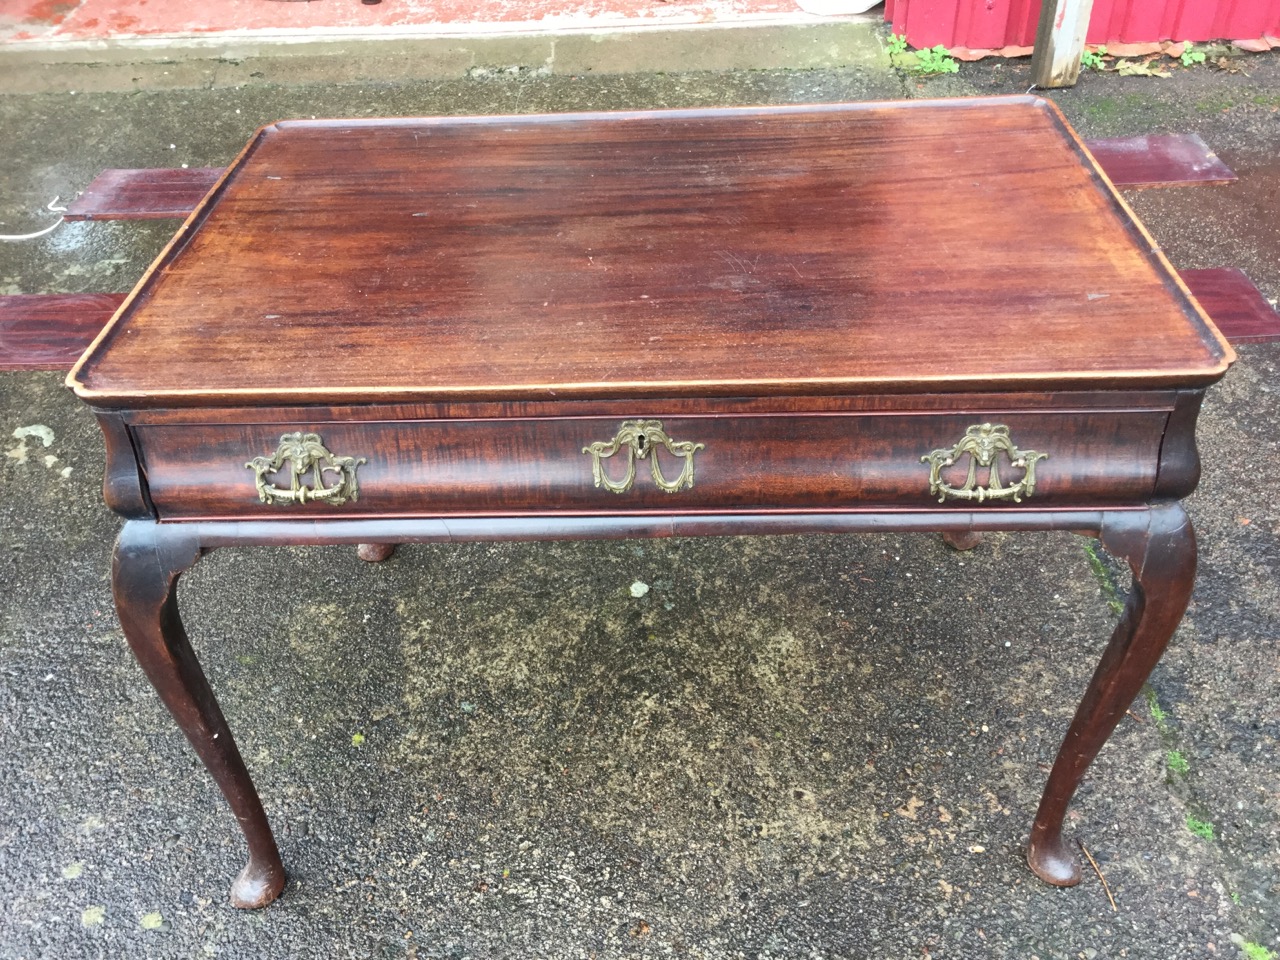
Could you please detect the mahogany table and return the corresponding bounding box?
[68,96,1234,909]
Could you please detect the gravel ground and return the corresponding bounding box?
[0,45,1278,960]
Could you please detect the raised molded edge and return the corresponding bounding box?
[67,97,1234,409]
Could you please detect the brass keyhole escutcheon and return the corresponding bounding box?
[921,423,1047,503]
[246,432,366,506]
[583,420,704,494]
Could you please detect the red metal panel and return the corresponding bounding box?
[1159,0,1187,43]
[1088,0,1120,44]
[962,0,1029,49]
[1223,0,1280,37]
[888,0,1280,50]
[1014,0,1042,45]
[1171,0,1219,40]
[898,0,961,48]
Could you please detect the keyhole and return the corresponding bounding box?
[636,434,648,454]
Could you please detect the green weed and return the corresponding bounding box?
[1081,47,1107,70]
[1242,943,1276,960]
[1167,750,1190,775]
[1082,540,1125,616]
[1145,688,1170,734]
[915,46,960,75]
[1180,43,1207,67]
[887,34,959,76]
[1186,814,1215,841]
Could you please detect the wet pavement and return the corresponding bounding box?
[1,50,1278,960]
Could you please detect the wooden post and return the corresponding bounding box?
[1031,0,1094,88]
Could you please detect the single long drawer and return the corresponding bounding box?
[134,410,1169,520]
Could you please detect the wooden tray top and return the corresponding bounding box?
[68,96,1233,408]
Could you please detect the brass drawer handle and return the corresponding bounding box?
[922,423,1047,503]
[583,419,704,494]
[246,432,366,506]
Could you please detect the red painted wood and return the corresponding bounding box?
[1181,268,1280,344]
[0,293,125,370]
[887,0,1280,50]
[1086,135,1237,189]
[63,168,224,221]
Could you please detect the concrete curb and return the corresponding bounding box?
[0,18,889,94]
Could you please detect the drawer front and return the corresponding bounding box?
[135,411,1167,520]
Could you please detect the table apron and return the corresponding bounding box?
[130,409,1169,520]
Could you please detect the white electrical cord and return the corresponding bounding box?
[0,197,68,242]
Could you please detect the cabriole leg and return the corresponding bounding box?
[1027,504,1196,885]
[112,520,286,908]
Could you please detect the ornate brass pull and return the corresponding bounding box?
[921,423,1047,503]
[583,419,704,494]
[246,432,366,506]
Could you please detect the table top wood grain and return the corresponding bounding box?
[69,96,1233,409]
